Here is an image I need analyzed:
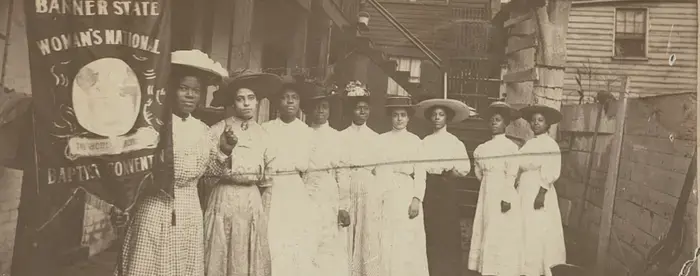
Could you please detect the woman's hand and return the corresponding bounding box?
[219,125,237,155]
[534,187,547,210]
[501,200,511,213]
[338,209,351,227]
[408,198,421,219]
[110,207,129,228]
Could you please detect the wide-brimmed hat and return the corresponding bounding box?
[210,69,283,107]
[482,101,521,121]
[171,50,227,82]
[415,98,474,123]
[519,104,562,125]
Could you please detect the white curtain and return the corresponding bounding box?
[386,57,421,96]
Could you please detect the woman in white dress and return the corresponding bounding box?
[261,76,315,276]
[375,95,429,276]
[339,80,382,276]
[414,98,472,276]
[114,50,227,276]
[517,104,566,276]
[203,69,283,276]
[300,82,351,276]
[468,101,523,276]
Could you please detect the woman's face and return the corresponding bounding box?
[489,113,507,135]
[391,108,409,130]
[279,89,301,118]
[233,88,258,120]
[175,76,202,115]
[310,99,330,125]
[430,107,448,130]
[529,113,549,135]
[353,100,370,125]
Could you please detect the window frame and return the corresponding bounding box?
[612,7,650,60]
[386,56,423,96]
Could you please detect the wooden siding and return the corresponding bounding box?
[365,3,454,57]
[563,2,698,104]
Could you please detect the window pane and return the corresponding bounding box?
[615,38,645,57]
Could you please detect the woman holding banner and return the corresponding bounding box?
[114,49,227,276]
[203,69,283,276]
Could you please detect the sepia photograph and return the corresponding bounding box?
[0,0,698,275]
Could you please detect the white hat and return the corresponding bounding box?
[171,49,228,80]
[415,98,476,123]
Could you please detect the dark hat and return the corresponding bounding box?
[519,104,562,125]
[482,101,521,121]
[210,69,282,107]
[385,95,415,109]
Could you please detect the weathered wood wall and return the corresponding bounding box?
[563,2,698,103]
[557,93,697,275]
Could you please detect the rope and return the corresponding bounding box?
[678,247,700,276]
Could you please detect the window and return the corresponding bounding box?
[387,57,421,96]
[614,8,647,58]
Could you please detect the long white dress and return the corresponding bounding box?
[261,118,315,276]
[468,133,522,276]
[305,122,350,276]
[375,128,429,276]
[340,122,382,276]
[517,133,566,276]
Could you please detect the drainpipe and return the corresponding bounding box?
[0,0,15,87]
[695,0,700,276]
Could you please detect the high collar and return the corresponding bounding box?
[391,127,408,134]
[278,117,299,126]
[535,132,549,139]
[493,133,507,139]
[173,113,190,122]
[312,121,330,130]
[350,122,367,131]
[433,126,448,135]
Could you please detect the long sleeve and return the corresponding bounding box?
[336,143,351,211]
[413,138,427,202]
[473,151,483,181]
[204,121,262,185]
[539,140,561,190]
[451,139,472,176]
[503,144,520,202]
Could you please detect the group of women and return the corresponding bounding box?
[111,49,567,276]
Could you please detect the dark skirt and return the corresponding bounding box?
[423,174,463,276]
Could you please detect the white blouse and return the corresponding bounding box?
[518,133,561,190]
[473,134,520,202]
[421,127,472,176]
[340,123,381,173]
[262,118,313,176]
[308,122,351,210]
[377,128,426,202]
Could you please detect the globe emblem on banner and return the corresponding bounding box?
[72,58,142,137]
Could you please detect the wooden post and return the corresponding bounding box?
[229,0,255,71]
[594,77,630,276]
[287,12,309,75]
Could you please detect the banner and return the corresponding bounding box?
[24,0,174,211]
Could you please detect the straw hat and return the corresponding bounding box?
[171,49,227,81]
[482,101,521,121]
[519,104,562,125]
[209,69,283,107]
[415,98,474,123]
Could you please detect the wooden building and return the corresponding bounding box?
[563,0,698,104]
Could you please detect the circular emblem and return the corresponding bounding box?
[72,58,141,137]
